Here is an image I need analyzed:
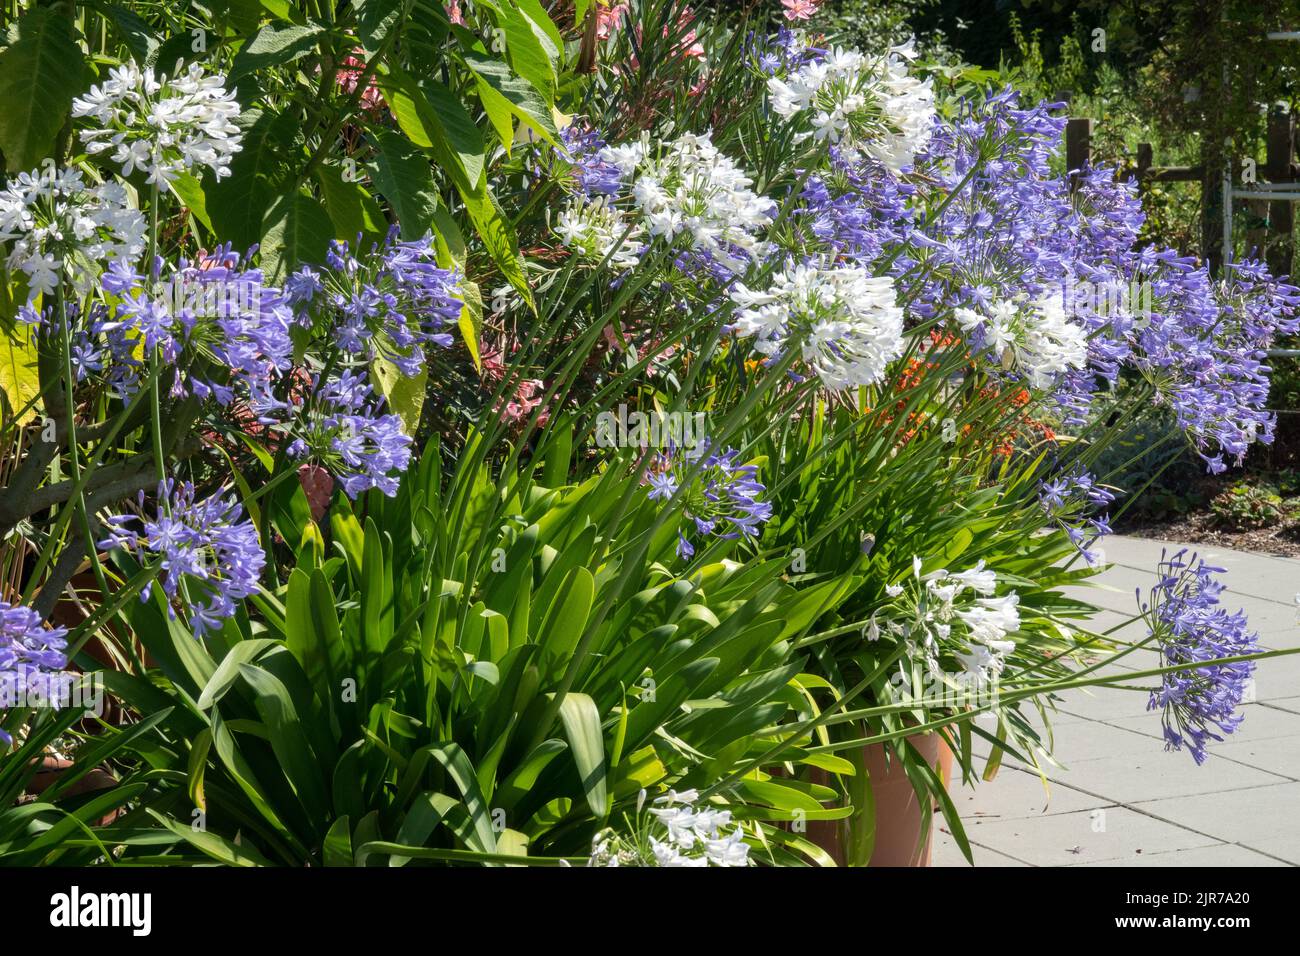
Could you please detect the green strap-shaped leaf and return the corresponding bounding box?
[0,7,87,173]
[424,742,499,853]
[557,692,607,818]
[147,809,273,866]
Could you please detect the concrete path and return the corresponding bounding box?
[933,534,1300,867]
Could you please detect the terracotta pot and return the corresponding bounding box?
[806,734,953,867]
[24,756,123,825]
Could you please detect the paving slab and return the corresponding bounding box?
[1071,842,1288,867]
[947,536,1300,867]
[948,764,1113,819]
[1108,702,1300,746]
[1045,751,1289,804]
[951,806,1221,867]
[1131,783,1300,864]
[932,827,1030,867]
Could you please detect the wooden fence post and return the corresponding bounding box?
[1065,117,1092,191]
[1267,106,1295,276]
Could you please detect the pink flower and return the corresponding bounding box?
[595,1,628,40]
[498,379,550,427]
[335,52,386,114]
[446,0,465,26]
[781,0,820,21]
[297,463,334,521]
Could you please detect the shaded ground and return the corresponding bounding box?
[1125,514,1300,559]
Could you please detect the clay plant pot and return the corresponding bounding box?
[806,733,953,867]
[21,755,124,826]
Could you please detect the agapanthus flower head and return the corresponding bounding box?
[560,124,624,198]
[599,132,775,272]
[588,788,750,867]
[955,291,1087,389]
[798,148,916,268]
[645,441,772,558]
[768,41,935,174]
[1126,256,1300,470]
[880,557,1020,688]
[95,247,293,405]
[284,231,461,375]
[1141,549,1258,765]
[73,60,243,185]
[553,196,644,270]
[281,369,414,498]
[0,167,145,299]
[730,259,905,389]
[0,601,72,747]
[100,481,265,637]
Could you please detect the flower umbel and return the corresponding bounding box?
[1141,549,1258,764]
[100,481,265,637]
[73,60,243,185]
[730,260,905,389]
[645,443,772,558]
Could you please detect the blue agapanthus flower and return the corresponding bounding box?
[645,442,773,558]
[283,369,414,499]
[1,601,70,747]
[560,124,624,198]
[1140,549,1259,764]
[100,481,265,637]
[284,229,462,376]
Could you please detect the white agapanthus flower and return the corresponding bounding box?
[598,132,775,272]
[767,41,935,173]
[586,788,751,867]
[729,260,905,389]
[0,167,146,300]
[883,557,1022,689]
[72,61,243,185]
[553,196,645,270]
[955,293,1088,388]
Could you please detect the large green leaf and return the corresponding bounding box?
[0,7,87,173]
[370,351,426,437]
[461,186,533,310]
[0,325,41,426]
[381,69,485,192]
[229,23,323,80]
[315,162,386,243]
[496,1,558,102]
[462,50,558,152]
[260,190,333,281]
[370,127,438,238]
[91,2,161,64]
[354,0,407,58]
[209,108,298,250]
[168,171,214,234]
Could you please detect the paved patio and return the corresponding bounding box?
[933,535,1300,867]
